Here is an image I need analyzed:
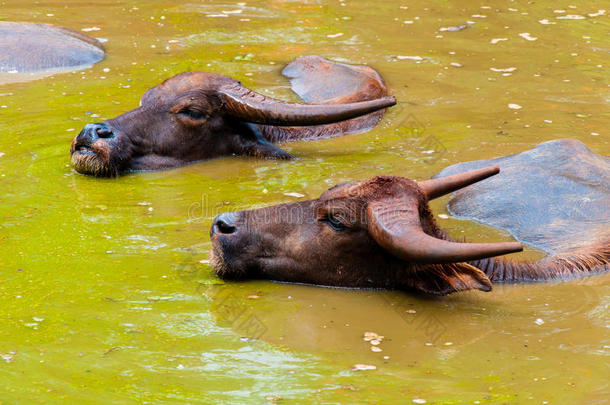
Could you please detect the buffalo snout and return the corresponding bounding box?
[70,121,125,177]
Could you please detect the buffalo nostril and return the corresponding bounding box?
[79,123,114,143]
[95,125,113,139]
[213,212,237,235]
[217,220,236,234]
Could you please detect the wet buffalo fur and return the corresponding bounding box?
[210,176,609,296]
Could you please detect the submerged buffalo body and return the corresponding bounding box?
[0,22,104,75]
[435,139,609,254]
[209,163,608,296]
[71,56,395,177]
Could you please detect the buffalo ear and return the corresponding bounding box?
[405,263,492,295]
[236,122,295,159]
[243,139,294,160]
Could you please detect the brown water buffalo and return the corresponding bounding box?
[209,166,609,296]
[71,56,395,177]
[0,22,104,81]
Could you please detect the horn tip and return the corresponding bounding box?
[382,96,397,107]
[505,242,524,254]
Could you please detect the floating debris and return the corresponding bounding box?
[535,318,545,325]
[327,33,344,38]
[557,15,585,20]
[371,346,382,352]
[81,27,101,32]
[439,24,468,32]
[413,399,427,404]
[588,10,606,17]
[352,364,377,371]
[102,347,120,357]
[364,331,384,341]
[284,192,305,198]
[508,104,522,110]
[519,33,538,41]
[491,67,517,73]
[490,38,508,44]
[450,62,463,68]
[1,352,16,363]
[538,19,556,25]
[396,55,423,61]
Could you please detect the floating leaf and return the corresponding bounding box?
[352,364,377,371]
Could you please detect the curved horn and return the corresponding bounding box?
[367,199,522,264]
[418,165,500,200]
[217,84,396,126]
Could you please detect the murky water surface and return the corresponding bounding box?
[0,0,608,403]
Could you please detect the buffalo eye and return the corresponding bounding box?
[177,107,206,121]
[321,215,348,231]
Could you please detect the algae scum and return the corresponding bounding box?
[0,0,608,403]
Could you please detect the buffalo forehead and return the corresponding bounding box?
[146,72,235,100]
[319,177,419,203]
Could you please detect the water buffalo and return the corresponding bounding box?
[71,56,395,177]
[209,164,608,296]
[0,22,104,81]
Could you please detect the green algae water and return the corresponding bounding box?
[0,0,608,403]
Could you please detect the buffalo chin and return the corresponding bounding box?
[209,242,254,280]
[71,150,118,177]
[209,244,231,279]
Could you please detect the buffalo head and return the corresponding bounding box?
[70,71,395,177]
[209,166,524,295]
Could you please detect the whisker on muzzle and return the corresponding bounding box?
[71,152,118,177]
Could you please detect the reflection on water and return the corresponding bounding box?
[0,0,607,403]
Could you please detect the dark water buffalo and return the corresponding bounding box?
[0,22,104,74]
[71,56,395,177]
[209,164,608,296]
[435,139,609,254]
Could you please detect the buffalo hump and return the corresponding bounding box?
[0,22,105,74]
[434,139,609,254]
